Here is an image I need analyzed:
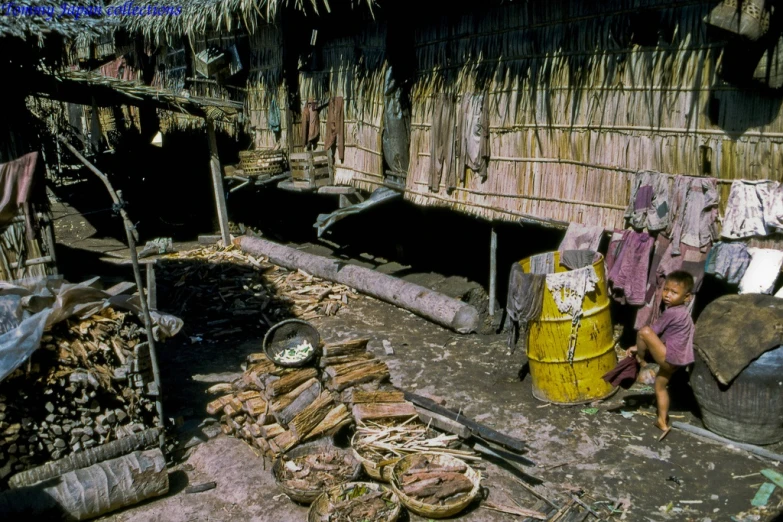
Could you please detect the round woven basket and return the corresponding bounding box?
[263,319,319,368]
[239,149,286,176]
[308,482,401,522]
[273,439,363,505]
[389,452,481,519]
[349,442,399,482]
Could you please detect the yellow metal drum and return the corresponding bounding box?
[521,251,616,404]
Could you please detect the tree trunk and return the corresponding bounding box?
[237,236,479,334]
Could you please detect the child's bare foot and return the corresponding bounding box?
[655,418,671,441]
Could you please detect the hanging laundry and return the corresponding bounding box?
[530,252,556,275]
[382,67,411,176]
[666,176,719,255]
[755,181,783,233]
[705,241,752,285]
[301,100,320,147]
[560,250,596,271]
[324,96,345,162]
[505,263,545,355]
[455,92,490,182]
[634,235,709,330]
[607,230,654,306]
[546,265,599,364]
[558,222,604,252]
[429,94,456,192]
[738,248,783,294]
[267,98,281,134]
[624,170,671,231]
[722,180,769,239]
[0,151,39,239]
[604,229,626,274]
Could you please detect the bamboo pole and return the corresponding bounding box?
[56,136,166,450]
[489,226,497,317]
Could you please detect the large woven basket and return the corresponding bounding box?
[273,438,363,505]
[349,430,402,482]
[389,452,481,519]
[238,149,286,176]
[308,482,401,522]
[705,0,769,40]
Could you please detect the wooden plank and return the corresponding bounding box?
[319,352,375,368]
[322,338,370,357]
[352,402,417,423]
[326,363,390,392]
[265,368,318,398]
[416,407,472,439]
[404,391,529,454]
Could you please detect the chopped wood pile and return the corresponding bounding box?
[156,246,360,341]
[399,454,474,505]
[0,308,158,483]
[207,337,397,460]
[278,449,357,492]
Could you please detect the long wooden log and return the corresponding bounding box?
[8,429,161,489]
[344,390,405,404]
[324,359,377,378]
[0,449,168,519]
[237,236,480,334]
[672,422,783,463]
[289,391,334,438]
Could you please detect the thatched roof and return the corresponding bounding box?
[112,0,376,41]
[0,1,117,39]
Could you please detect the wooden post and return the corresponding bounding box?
[205,118,231,246]
[146,262,157,310]
[489,225,497,317]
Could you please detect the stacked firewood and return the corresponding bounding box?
[157,246,360,341]
[209,338,395,459]
[0,308,159,482]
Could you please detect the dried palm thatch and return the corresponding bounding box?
[112,0,377,42]
[400,0,783,229]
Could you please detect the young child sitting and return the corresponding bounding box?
[627,270,695,440]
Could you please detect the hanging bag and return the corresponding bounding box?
[705,0,771,40]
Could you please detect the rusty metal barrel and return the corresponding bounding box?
[520,251,616,404]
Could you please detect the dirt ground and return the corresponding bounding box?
[47,192,783,522]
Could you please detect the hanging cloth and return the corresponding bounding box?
[429,94,455,192]
[546,265,599,364]
[267,98,281,134]
[505,263,545,355]
[324,96,345,162]
[301,101,320,147]
[455,93,490,183]
[624,170,671,232]
[721,180,768,240]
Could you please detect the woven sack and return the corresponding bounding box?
[705,0,770,40]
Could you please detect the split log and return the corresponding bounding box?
[236,390,262,402]
[271,430,300,454]
[260,423,285,439]
[248,422,263,438]
[343,390,405,404]
[352,402,417,423]
[322,338,370,358]
[206,394,236,415]
[324,359,377,379]
[255,437,271,454]
[8,429,161,489]
[206,383,233,395]
[319,352,375,368]
[243,397,268,417]
[270,377,320,412]
[222,397,244,417]
[265,368,319,398]
[237,236,480,334]
[302,403,351,441]
[326,363,390,392]
[272,379,321,426]
[289,391,334,438]
[0,449,168,519]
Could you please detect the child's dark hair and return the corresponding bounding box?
[666,270,694,293]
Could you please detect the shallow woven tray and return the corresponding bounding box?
[307,481,401,522]
[389,452,481,519]
[273,438,363,505]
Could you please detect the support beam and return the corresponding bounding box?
[146,262,157,310]
[206,118,231,246]
[489,225,497,317]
